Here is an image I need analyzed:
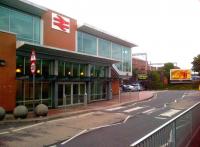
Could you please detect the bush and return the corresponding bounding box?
[0,107,5,120]
[13,105,28,119]
[35,104,48,117]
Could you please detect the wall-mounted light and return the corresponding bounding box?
[80,72,84,76]
[68,71,71,75]
[16,68,22,73]
[0,59,6,67]
[36,69,41,74]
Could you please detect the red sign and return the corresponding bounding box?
[52,12,70,33]
[30,62,36,74]
[30,49,36,74]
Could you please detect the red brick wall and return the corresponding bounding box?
[0,32,16,111]
[132,58,150,73]
[42,10,77,51]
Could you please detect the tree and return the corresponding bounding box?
[192,54,200,75]
[160,63,174,81]
[148,71,163,89]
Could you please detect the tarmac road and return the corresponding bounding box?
[57,90,200,147]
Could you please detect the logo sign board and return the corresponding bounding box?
[52,13,70,33]
[138,74,148,80]
[30,49,36,74]
[170,69,192,81]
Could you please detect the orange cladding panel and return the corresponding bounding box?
[112,80,120,95]
[42,10,77,51]
[0,32,16,111]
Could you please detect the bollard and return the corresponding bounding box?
[119,88,121,103]
[84,92,87,106]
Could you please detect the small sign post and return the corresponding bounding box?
[30,49,36,109]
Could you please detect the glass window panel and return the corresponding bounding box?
[80,64,86,77]
[58,61,64,76]
[83,33,97,55]
[16,80,23,102]
[98,39,111,58]
[112,43,122,60]
[16,56,24,76]
[33,17,40,43]
[58,84,63,106]
[35,59,42,76]
[122,47,131,72]
[99,66,106,77]
[90,65,95,77]
[42,82,52,106]
[65,62,72,77]
[25,57,31,75]
[24,81,32,100]
[0,6,9,31]
[73,84,79,104]
[42,60,53,76]
[78,31,83,52]
[10,11,33,41]
[35,82,41,100]
[95,66,100,77]
[73,63,79,77]
[65,84,71,105]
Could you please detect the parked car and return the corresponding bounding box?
[121,84,137,92]
[131,83,144,91]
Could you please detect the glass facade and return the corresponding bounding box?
[78,32,97,55]
[77,31,132,73]
[0,5,41,44]
[98,39,111,58]
[91,81,107,101]
[58,61,87,77]
[16,56,53,110]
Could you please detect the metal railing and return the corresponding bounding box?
[130,101,200,147]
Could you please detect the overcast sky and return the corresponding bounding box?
[29,0,200,69]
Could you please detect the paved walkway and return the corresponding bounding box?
[1,91,154,124]
[0,91,154,147]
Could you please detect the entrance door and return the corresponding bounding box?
[72,83,85,104]
[58,84,71,106]
[57,83,85,106]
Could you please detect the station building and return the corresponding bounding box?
[0,0,136,111]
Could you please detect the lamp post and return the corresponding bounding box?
[30,49,36,109]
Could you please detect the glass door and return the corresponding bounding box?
[58,84,63,106]
[72,83,85,105]
[65,84,71,105]
[58,83,72,106]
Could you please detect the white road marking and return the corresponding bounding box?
[142,108,156,114]
[123,115,131,123]
[155,116,167,120]
[89,123,121,131]
[48,112,94,123]
[0,131,9,135]
[106,106,124,111]
[160,109,181,117]
[123,106,144,113]
[61,129,87,145]
[13,122,44,132]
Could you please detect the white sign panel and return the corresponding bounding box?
[52,13,70,33]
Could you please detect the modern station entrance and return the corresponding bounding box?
[57,82,86,106]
